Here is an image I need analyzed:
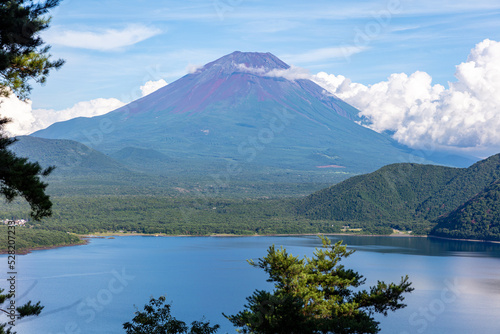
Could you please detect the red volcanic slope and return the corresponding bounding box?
[119,51,360,121]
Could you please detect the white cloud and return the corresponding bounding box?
[33,98,126,130]
[3,39,499,157]
[140,79,168,96]
[0,96,36,136]
[46,25,162,51]
[0,78,173,136]
[1,96,125,136]
[236,63,310,81]
[187,64,203,74]
[313,39,500,152]
[266,66,311,81]
[236,63,267,75]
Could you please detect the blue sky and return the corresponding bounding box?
[30,0,500,109]
[3,0,500,156]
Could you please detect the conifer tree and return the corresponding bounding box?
[0,119,54,220]
[1,0,64,100]
[0,1,63,333]
[123,296,220,334]
[0,290,43,334]
[0,0,62,220]
[226,236,414,334]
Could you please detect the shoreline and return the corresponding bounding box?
[79,232,420,238]
[0,239,89,255]
[1,232,417,255]
[4,232,499,255]
[428,234,500,244]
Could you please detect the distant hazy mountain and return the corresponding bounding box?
[32,51,445,180]
[10,136,126,176]
[8,136,181,197]
[296,153,500,240]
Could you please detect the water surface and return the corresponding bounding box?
[2,235,499,333]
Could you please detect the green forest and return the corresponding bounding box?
[297,154,500,241]
[432,181,500,241]
[0,194,396,253]
[2,153,500,253]
[0,225,82,254]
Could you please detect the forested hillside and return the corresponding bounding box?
[296,154,500,241]
[0,225,82,254]
[295,163,460,222]
[3,152,499,248]
[431,181,500,241]
[416,154,500,219]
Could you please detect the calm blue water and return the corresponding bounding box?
[2,235,500,334]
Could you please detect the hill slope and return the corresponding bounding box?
[431,181,500,241]
[8,136,174,196]
[415,154,500,219]
[10,136,126,176]
[296,154,500,239]
[109,146,175,174]
[296,163,461,223]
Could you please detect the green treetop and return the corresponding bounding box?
[0,0,64,100]
[0,288,43,334]
[226,236,414,334]
[123,296,220,334]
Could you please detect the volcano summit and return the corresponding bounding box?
[33,51,422,181]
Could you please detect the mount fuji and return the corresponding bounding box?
[32,51,435,181]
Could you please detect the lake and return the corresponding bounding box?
[2,235,500,333]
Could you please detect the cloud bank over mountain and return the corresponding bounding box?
[312,39,500,153]
[1,97,126,136]
[230,39,500,155]
[140,79,168,96]
[1,80,167,136]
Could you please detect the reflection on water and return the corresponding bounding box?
[273,235,500,258]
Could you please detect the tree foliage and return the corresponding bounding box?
[296,154,500,240]
[431,181,500,241]
[226,236,413,334]
[0,0,63,220]
[1,195,340,237]
[0,0,64,99]
[0,225,82,253]
[0,289,44,334]
[0,1,63,332]
[123,296,219,334]
[296,163,462,223]
[0,121,54,220]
